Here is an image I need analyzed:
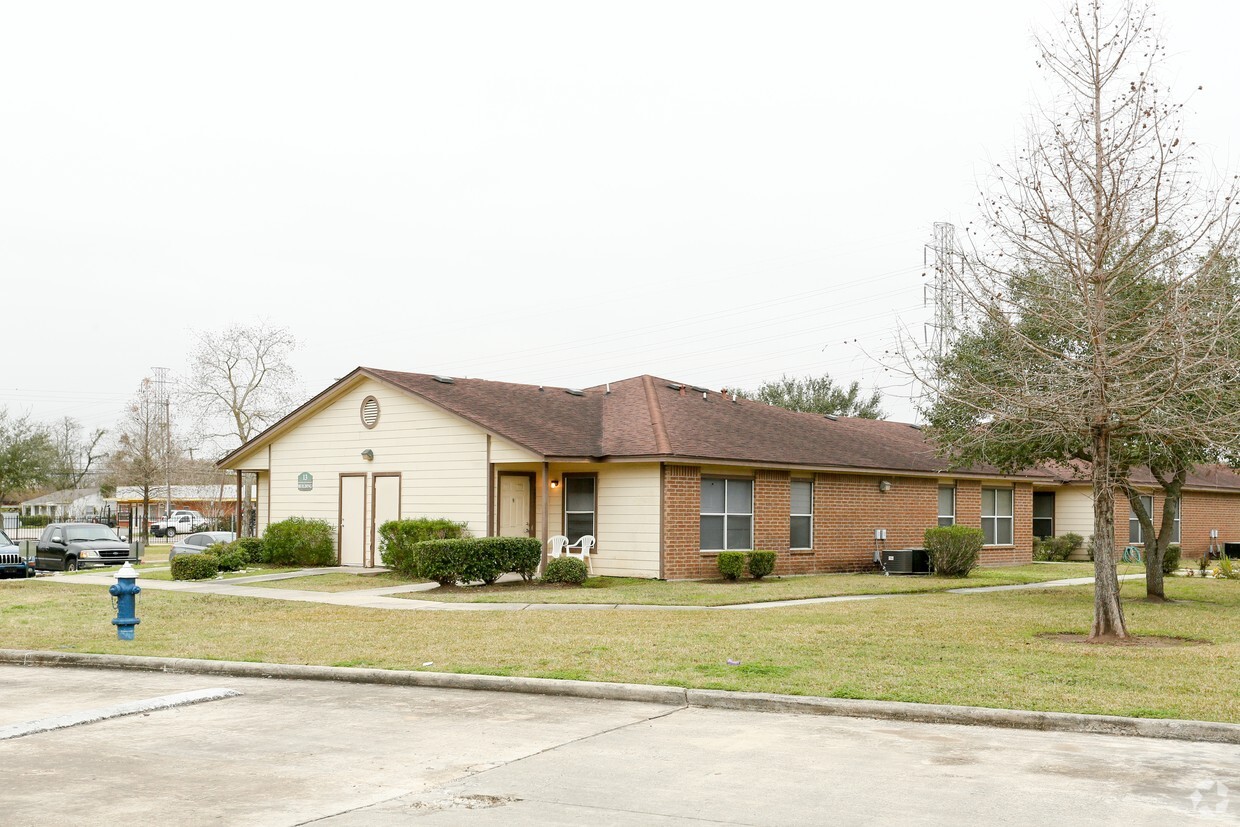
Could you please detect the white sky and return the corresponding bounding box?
[4,1,1237,445]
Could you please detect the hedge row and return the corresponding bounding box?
[379,518,470,574]
[410,537,542,585]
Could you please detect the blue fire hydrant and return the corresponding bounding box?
[109,562,141,641]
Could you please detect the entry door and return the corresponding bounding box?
[339,475,366,567]
[498,475,532,537]
[371,474,401,567]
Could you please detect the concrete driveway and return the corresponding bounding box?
[1,664,1234,825]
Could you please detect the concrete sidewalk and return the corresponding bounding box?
[34,569,1146,612]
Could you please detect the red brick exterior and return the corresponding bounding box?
[659,464,1036,579]
[1109,488,1240,561]
[662,465,704,579]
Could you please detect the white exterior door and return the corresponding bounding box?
[498,475,531,537]
[339,475,366,567]
[371,474,401,567]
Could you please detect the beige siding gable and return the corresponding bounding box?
[265,377,491,549]
[492,436,541,463]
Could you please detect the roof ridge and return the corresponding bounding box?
[641,375,672,454]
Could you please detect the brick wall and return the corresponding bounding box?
[754,470,793,571]
[658,464,1035,578]
[662,464,704,579]
[1109,488,1240,560]
[813,473,940,572]
[1182,491,1240,559]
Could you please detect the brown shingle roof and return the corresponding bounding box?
[361,368,1049,478]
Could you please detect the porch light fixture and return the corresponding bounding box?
[361,449,374,461]
[550,479,560,488]
[878,480,892,493]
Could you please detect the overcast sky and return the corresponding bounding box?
[4,1,1237,445]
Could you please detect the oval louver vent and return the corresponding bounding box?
[361,396,380,429]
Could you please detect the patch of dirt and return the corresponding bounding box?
[1036,632,1208,647]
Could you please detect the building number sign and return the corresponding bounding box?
[297,472,313,492]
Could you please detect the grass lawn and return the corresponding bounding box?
[0,574,1236,722]
[237,572,429,592]
[393,562,1139,606]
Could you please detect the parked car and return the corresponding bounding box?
[35,523,137,572]
[168,531,237,563]
[0,529,34,578]
[151,510,209,538]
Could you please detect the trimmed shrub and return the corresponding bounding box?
[1035,533,1084,562]
[746,551,776,579]
[204,542,247,572]
[171,553,218,581]
[236,536,268,565]
[717,551,746,581]
[263,517,336,567]
[923,525,983,578]
[543,557,588,585]
[379,518,470,576]
[405,537,540,585]
[1162,543,1182,576]
[20,514,52,527]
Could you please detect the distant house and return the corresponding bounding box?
[20,487,107,521]
[216,367,1240,576]
[112,484,253,532]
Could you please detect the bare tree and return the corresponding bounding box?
[909,2,1240,640]
[110,379,182,540]
[50,417,107,491]
[181,322,298,452]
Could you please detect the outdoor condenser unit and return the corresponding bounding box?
[881,548,931,575]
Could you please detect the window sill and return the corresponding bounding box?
[790,548,814,554]
[698,550,752,555]
[982,544,1016,549]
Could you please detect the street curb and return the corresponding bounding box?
[4,649,1238,745]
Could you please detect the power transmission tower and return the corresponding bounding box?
[923,222,962,365]
[152,366,172,516]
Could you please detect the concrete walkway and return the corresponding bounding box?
[31,568,1147,612]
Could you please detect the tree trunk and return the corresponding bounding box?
[1089,430,1129,640]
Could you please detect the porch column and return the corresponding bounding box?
[235,470,243,537]
[541,461,550,569]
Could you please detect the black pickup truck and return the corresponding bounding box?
[35,523,138,571]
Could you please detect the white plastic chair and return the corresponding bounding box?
[547,535,570,559]
[565,535,595,573]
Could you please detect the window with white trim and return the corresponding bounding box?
[564,475,596,545]
[700,478,753,551]
[1128,495,1153,545]
[1173,498,1181,543]
[790,479,813,549]
[981,487,1014,545]
[937,486,956,527]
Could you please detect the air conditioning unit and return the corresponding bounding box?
[882,548,931,575]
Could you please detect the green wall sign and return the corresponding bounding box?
[297,472,313,492]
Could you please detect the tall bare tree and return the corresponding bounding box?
[182,322,298,452]
[910,2,1240,639]
[110,379,182,540]
[50,417,107,491]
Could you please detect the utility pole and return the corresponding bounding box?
[152,366,172,518]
